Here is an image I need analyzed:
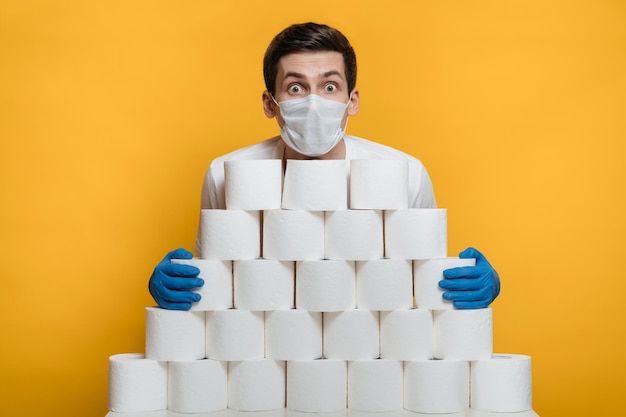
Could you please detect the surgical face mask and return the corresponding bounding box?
[272,94,350,157]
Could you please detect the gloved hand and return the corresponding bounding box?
[439,247,501,309]
[148,248,204,310]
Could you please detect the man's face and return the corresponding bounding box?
[263,50,359,129]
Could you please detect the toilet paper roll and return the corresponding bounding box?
[225,159,282,210]
[380,309,433,360]
[234,259,294,310]
[356,259,413,310]
[350,159,409,209]
[325,210,384,260]
[295,260,355,312]
[468,409,539,417]
[414,257,476,310]
[287,359,347,412]
[265,309,323,360]
[404,359,470,414]
[171,258,233,311]
[433,308,492,360]
[384,209,447,259]
[228,359,286,411]
[263,209,325,260]
[347,359,403,412]
[228,410,286,417]
[206,309,264,360]
[108,353,167,413]
[471,354,533,412]
[199,209,260,260]
[145,307,205,361]
[168,359,227,413]
[324,309,380,360]
[282,159,348,210]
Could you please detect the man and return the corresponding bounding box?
[149,22,500,311]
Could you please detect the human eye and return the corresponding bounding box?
[288,84,305,95]
[324,83,338,93]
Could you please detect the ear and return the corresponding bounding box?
[262,91,277,118]
[347,88,360,116]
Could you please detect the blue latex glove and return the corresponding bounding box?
[439,247,501,309]
[148,248,204,310]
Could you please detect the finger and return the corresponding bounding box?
[452,299,490,309]
[160,274,204,290]
[160,263,201,278]
[442,265,485,279]
[163,248,194,262]
[439,277,484,291]
[156,299,193,311]
[442,287,490,303]
[459,247,489,265]
[154,282,202,303]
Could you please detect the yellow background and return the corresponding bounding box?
[1,1,625,416]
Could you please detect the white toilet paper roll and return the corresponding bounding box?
[324,309,380,360]
[404,359,470,414]
[206,309,264,360]
[384,209,447,259]
[282,159,348,210]
[380,309,433,360]
[168,359,227,413]
[347,359,403,412]
[287,359,347,412]
[234,259,294,310]
[171,258,233,311]
[295,260,355,312]
[199,209,260,260]
[356,259,413,310]
[225,159,283,210]
[349,159,409,209]
[471,354,533,412]
[145,307,205,361]
[325,210,384,260]
[265,309,323,360]
[228,359,286,411]
[108,353,167,413]
[468,409,539,417]
[414,257,476,310]
[263,209,325,260]
[433,308,493,360]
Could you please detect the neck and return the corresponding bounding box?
[283,138,346,160]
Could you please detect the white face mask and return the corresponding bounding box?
[272,94,350,157]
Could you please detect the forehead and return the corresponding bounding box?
[276,51,346,82]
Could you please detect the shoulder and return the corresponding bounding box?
[345,135,425,165]
[211,137,284,166]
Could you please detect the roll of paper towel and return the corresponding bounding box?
[356,259,413,310]
[324,309,380,360]
[145,307,205,361]
[199,209,260,259]
[228,359,286,411]
[168,359,227,413]
[325,210,383,260]
[206,309,264,360]
[171,258,233,311]
[265,309,323,360]
[263,209,325,260]
[234,259,294,310]
[108,353,167,413]
[471,354,533,412]
[347,359,403,412]
[225,159,282,210]
[379,309,432,360]
[295,260,355,311]
[287,359,347,412]
[404,359,470,414]
[282,159,348,210]
[384,209,447,259]
[414,257,476,310]
[349,159,408,209]
[433,308,492,360]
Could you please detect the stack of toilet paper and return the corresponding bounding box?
[108,159,534,415]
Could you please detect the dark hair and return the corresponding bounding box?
[263,22,357,95]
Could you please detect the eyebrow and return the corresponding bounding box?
[284,70,345,80]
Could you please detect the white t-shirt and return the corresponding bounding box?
[195,135,437,255]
